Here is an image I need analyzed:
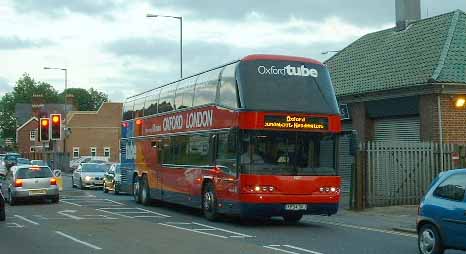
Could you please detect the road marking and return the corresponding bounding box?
[264,245,299,254]
[191,222,254,238]
[14,215,40,225]
[158,223,228,239]
[7,222,24,228]
[55,231,102,250]
[61,200,83,206]
[97,207,170,218]
[306,219,416,238]
[158,221,254,239]
[264,245,323,254]
[284,245,324,254]
[58,210,83,220]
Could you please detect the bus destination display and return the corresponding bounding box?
[264,115,328,130]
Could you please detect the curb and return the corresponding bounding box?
[392,227,417,234]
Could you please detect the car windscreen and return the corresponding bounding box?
[5,154,20,161]
[81,164,107,172]
[16,167,53,179]
[17,158,30,165]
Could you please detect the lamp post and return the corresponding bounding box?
[43,67,68,158]
[146,13,183,79]
[321,50,341,55]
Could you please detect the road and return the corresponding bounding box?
[0,176,463,254]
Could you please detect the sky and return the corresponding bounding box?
[1,0,466,102]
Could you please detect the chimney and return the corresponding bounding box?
[395,0,421,31]
[31,94,45,118]
[65,94,76,111]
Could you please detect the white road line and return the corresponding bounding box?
[14,215,40,225]
[191,222,254,238]
[165,222,191,225]
[61,200,83,207]
[192,228,217,231]
[158,223,228,239]
[55,231,102,250]
[132,215,165,218]
[96,209,133,218]
[7,222,24,228]
[264,245,299,254]
[284,245,324,254]
[307,219,416,238]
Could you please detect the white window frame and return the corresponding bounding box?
[104,147,111,158]
[30,146,35,152]
[90,147,97,157]
[30,130,37,141]
[73,147,80,158]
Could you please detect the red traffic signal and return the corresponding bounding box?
[39,118,50,142]
[50,114,62,140]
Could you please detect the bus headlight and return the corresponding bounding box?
[246,185,277,193]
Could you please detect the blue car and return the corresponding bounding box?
[417,169,466,254]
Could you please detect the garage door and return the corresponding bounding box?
[338,122,354,194]
[374,117,420,142]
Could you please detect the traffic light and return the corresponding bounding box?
[51,114,62,140]
[39,118,50,142]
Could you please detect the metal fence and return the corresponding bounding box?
[365,141,457,207]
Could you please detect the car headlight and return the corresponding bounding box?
[84,176,92,182]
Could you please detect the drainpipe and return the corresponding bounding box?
[437,86,444,171]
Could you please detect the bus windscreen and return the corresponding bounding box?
[238,60,340,114]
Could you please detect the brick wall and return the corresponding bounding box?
[17,119,39,154]
[431,94,466,144]
[65,103,122,162]
[349,102,374,142]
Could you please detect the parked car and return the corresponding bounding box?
[30,160,48,166]
[72,163,107,189]
[103,163,126,194]
[0,189,5,221]
[0,165,59,205]
[16,158,30,165]
[3,153,21,170]
[417,168,466,254]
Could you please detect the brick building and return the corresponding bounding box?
[15,95,74,154]
[325,8,466,144]
[65,102,122,162]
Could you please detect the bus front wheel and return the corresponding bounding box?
[202,181,219,221]
[140,175,151,206]
[283,214,303,224]
[133,175,141,204]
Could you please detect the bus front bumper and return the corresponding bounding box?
[238,202,339,217]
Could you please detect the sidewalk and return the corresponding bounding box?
[306,205,418,234]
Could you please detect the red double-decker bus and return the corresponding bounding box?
[121,54,342,223]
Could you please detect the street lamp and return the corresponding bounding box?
[321,50,341,55]
[43,66,68,156]
[146,13,183,79]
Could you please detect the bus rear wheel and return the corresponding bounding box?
[133,175,141,204]
[140,175,151,206]
[283,214,303,224]
[202,181,219,221]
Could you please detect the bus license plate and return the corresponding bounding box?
[285,204,307,211]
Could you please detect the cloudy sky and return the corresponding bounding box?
[1,0,465,102]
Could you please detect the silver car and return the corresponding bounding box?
[72,163,108,189]
[0,165,59,205]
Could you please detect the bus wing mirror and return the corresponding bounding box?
[349,131,359,156]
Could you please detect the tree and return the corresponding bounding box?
[61,87,108,111]
[0,73,60,139]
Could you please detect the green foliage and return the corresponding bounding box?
[0,73,109,140]
[60,87,108,111]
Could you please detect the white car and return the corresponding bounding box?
[72,163,109,189]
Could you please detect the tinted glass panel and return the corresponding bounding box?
[240,131,336,176]
[144,89,161,116]
[123,101,134,120]
[193,69,220,107]
[174,77,196,109]
[216,132,237,176]
[16,167,53,178]
[188,134,210,165]
[158,85,176,113]
[81,164,107,172]
[161,134,210,166]
[434,174,466,202]
[238,60,340,114]
[219,63,238,108]
[133,97,146,118]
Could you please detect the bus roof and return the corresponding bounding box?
[125,54,323,101]
[241,54,323,65]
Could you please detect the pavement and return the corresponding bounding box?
[1,176,464,254]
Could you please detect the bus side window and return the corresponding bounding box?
[215,132,237,176]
